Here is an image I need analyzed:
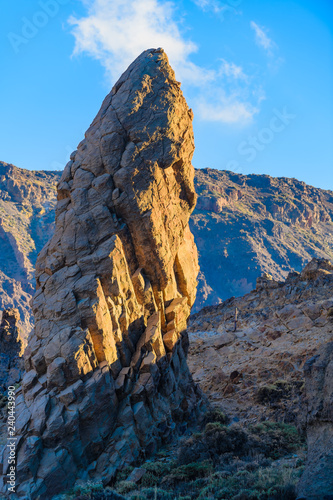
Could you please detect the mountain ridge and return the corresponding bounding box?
[191,167,333,310]
[0,161,61,335]
[0,161,333,335]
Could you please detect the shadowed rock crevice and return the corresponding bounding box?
[1,48,200,499]
[0,309,24,393]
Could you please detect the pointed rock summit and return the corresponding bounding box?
[3,48,200,498]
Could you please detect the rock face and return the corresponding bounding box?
[297,340,333,498]
[191,168,333,311]
[3,48,200,499]
[0,309,24,393]
[0,162,61,339]
[1,164,333,325]
[187,259,333,427]
[188,258,333,499]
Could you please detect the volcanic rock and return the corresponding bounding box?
[2,48,200,499]
[0,162,61,339]
[191,168,333,311]
[187,258,333,426]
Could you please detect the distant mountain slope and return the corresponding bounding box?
[0,162,61,337]
[0,162,332,332]
[191,168,333,311]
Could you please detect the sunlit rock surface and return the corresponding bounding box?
[1,48,200,499]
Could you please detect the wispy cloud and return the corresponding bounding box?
[250,20,283,71]
[197,94,259,124]
[68,0,263,125]
[192,0,242,16]
[69,0,214,85]
[193,0,229,14]
[250,21,276,56]
[218,59,248,81]
[196,65,265,124]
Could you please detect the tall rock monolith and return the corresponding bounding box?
[1,48,200,499]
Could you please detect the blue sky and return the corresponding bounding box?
[1,0,332,190]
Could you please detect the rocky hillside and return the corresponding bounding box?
[187,258,333,498]
[191,168,333,311]
[1,166,333,335]
[188,258,333,424]
[0,162,61,337]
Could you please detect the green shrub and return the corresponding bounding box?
[142,461,173,476]
[116,465,134,482]
[59,485,126,500]
[91,491,127,500]
[204,423,248,455]
[203,408,230,426]
[249,422,304,459]
[141,460,175,488]
[256,380,292,404]
[196,462,301,500]
[167,461,212,482]
[116,481,136,495]
[72,481,103,496]
[141,472,159,488]
[178,423,248,465]
[137,487,174,499]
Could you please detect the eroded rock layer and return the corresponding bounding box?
[1,48,200,499]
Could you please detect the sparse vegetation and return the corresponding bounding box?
[60,415,305,500]
[256,380,293,404]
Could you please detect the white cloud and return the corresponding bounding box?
[69,0,214,85]
[193,0,229,14]
[250,21,276,56]
[197,97,258,123]
[193,0,242,16]
[68,0,263,125]
[218,59,248,80]
[196,80,261,124]
[193,60,264,124]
